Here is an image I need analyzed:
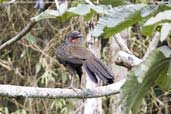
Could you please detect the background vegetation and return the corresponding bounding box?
[0,0,171,114]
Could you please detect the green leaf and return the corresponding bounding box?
[142,10,171,36]
[4,107,9,114]
[159,46,171,57]
[60,107,67,114]
[91,4,146,37]
[160,23,171,42]
[36,63,41,74]
[39,70,55,86]
[31,3,109,22]
[141,24,158,36]
[68,4,91,15]
[68,3,109,15]
[167,61,171,78]
[31,2,68,22]
[144,10,171,26]
[20,48,27,58]
[141,4,171,36]
[99,0,127,7]
[121,48,171,114]
[61,73,68,84]
[25,33,36,44]
[0,0,7,3]
[141,4,159,18]
[155,63,171,90]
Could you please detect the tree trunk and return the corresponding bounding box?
[83,33,102,114]
[109,30,129,114]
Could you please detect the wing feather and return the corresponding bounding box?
[66,44,93,59]
[63,44,94,64]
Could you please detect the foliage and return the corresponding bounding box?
[0,0,7,3]
[31,3,171,38]
[121,46,171,114]
[1,0,171,114]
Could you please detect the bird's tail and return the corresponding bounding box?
[83,57,114,84]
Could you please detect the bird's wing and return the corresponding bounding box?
[64,44,94,63]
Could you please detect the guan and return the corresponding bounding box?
[55,31,114,87]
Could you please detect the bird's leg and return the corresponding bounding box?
[67,75,78,93]
[78,76,82,89]
[98,80,102,86]
[75,66,83,89]
[66,65,76,89]
[69,75,74,88]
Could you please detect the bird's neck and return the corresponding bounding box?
[64,39,71,45]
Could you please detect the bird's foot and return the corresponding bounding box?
[66,86,78,93]
[78,85,83,90]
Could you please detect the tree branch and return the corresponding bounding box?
[0,21,36,51]
[0,0,54,51]
[113,33,132,54]
[116,51,142,68]
[0,79,125,99]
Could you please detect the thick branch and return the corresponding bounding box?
[0,79,125,99]
[116,51,142,68]
[113,33,132,54]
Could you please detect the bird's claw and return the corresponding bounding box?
[66,86,78,93]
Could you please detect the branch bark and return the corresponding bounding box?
[116,51,142,68]
[113,33,132,54]
[0,79,125,99]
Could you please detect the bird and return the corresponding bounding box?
[55,31,114,88]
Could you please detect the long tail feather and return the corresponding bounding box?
[83,57,114,84]
[84,62,98,83]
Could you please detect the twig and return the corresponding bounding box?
[0,79,126,99]
[113,33,132,54]
[0,0,54,51]
[0,21,36,51]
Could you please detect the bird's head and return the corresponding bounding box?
[65,31,83,45]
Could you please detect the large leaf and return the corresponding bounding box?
[91,4,148,37]
[32,3,171,38]
[160,23,171,42]
[121,47,171,114]
[94,4,171,37]
[31,3,109,22]
[31,2,68,22]
[31,3,161,37]
[141,4,159,18]
[142,8,171,36]
[98,0,128,7]
[144,10,171,26]
[155,46,171,90]
[155,62,171,90]
[68,4,92,15]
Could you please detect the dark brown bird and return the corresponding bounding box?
[55,31,114,87]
